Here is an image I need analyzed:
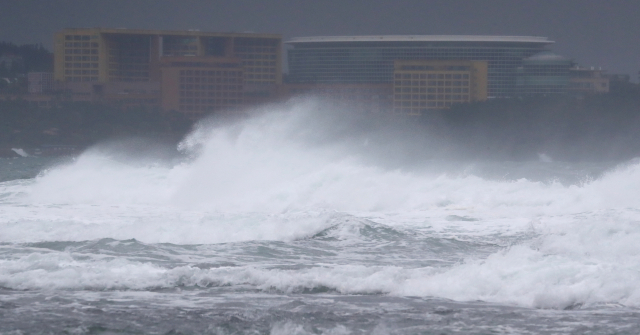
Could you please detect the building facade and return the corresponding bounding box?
[515,52,572,95]
[27,72,54,93]
[159,57,244,115]
[568,67,609,95]
[286,35,553,98]
[53,28,282,114]
[392,60,487,114]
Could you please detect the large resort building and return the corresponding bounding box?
[53,28,282,116]
[284,35,609,114]
[37,30,609,116]
[286,35,553,98]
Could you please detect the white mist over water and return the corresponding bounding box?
[2,99,640,312]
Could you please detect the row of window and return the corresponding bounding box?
[65,63,98,68]
[180,77,241,84]
[180,91,241,98]
[234,47,277,53]
[108,71,149,77]
[163,52,197,57]
[116,98,159,105]
[291,57,526,64]
[239,54,278,60]
[179,70,242,76]
[395,80,471,87]
[108,56,149,63]
[312,88,387,94]
[179,85,241,91]
[108,58,148,65]
[65,48,98,55]
[65,69,99,75]
[303,94,388,101]
[400,65,471,71]
[65,35,92,41]
[65,42,98,48]
[65,56,99,62]
[165,44,198,51]
[245,67,276,73]
[394,101,459,108]
[394,73,470,80]
[246,74,276,80]
[568,82,608,89]
[394,87,470,94]
[109,51,149,58]
[112,78,150,82]
[395,94,470,101]
[394,107,442,115]
[244,61,277,67]
[162,40,197,56]
[290,49,537,56]
[65,76,99,82]
[108,64,149,71]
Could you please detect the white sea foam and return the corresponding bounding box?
[13,100,640,217]
[2,99,640,310]
[3,219,640,310]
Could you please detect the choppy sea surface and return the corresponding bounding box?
[2,101,640,334]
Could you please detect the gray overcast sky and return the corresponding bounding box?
[1,0,638,79]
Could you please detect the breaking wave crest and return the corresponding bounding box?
[3,218,640,310]
[2,100,640,310]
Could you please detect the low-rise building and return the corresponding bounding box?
[568,67,609,94]
[27,72,54,93]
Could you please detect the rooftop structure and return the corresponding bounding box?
[286,35,554,98]
[287,35,553,44]
[516,51,573,95]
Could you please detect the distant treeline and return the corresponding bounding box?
[0,100,194,151]
[0,42,53,75]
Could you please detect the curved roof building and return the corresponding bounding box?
[286,35,554,98]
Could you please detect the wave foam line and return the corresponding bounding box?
[3,248,640,310]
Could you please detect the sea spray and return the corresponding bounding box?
[2,100,640,333]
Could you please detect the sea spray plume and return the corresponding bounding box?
[168,97,466,212]
[24,98,640,214]
[177,97,455,169]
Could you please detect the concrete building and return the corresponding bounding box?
[515,52,572,95]
[27,72,54,93]
[159,56,244,115]
[53,28,282,114]
[285,35,553,99]
[568,67,609,95]
[392,60,488,114]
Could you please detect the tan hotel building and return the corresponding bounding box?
[53,28,282,115]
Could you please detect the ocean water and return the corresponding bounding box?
[2,100,640,334]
